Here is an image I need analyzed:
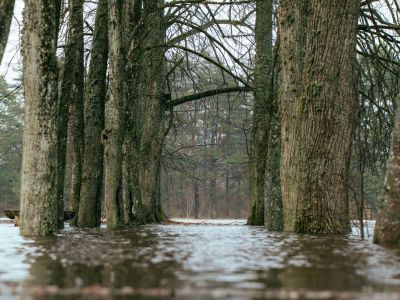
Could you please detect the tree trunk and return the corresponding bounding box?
[209,125,217,219]
[65,0,84,227]
[265,42,283,231]
[247,0,273,226]
[121,0,141,226]
[278,0,359,233]
[104,0,125,229]
[0,0,15,64]
[210,175,217,219]
[225,167,230,217]
[194,181,199,219]
[374,104,400,244]
[56,0,84,228]
[133,0,166,223]
[77,0,108,228]
[264,113,283,231]
[20,0,59,236]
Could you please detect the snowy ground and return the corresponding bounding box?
[169,218,377,238]
[169,218,247,226]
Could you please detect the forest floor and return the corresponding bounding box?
[0,219,399,300]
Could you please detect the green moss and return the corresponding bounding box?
[310,81,323,97]
[299,94,308,114]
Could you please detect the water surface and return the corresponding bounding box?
[0,220,400,299]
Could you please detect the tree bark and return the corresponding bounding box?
[0,0,15,65]
[77,0,108,228]
[20,0,59,236]
[374,104,400,244]
[133,0,166,223]
[194,181,199,219]
[247,0,273,226]
[264,113,283,231]
[65,0,84,227]
[120,0,141,226]
[56,0,84,228]
[278,0,359,233]
[103,0,125,229]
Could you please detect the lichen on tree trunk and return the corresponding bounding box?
[278,0,359,233]
[20,0,60,236]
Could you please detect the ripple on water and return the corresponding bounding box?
[0,222,400,299]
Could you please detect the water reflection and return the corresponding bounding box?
[1,223,400,299]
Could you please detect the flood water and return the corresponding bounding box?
[1,220,400,300]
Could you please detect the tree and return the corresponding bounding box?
[77,0,108,228]
[20,0,60,236]
[278,0,360,233]
[247,0,273,226]
[61,0,85,227]
[132,0,167,223]
[103,0,125,229]
[374,103,400,244]
[0,0,15,64]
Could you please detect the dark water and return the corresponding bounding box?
[1,221,400,300]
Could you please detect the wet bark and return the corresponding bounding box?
[56,0,84,228]
[66,0,84,227]
[104,0,125,229]
[265,44,283,231]
[121,0,141,226]
[374,105,400,244]
[0,0,14,64]
[247,0,273,226]
[20,0,59,236]
[133,0,166,223]
[278,0,359,233]
[77,0,108,228]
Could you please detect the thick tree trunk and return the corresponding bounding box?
[77,0,108,228]
[278,0,359,233]
[104,0,125,229]
[121,0,141,226]
[56,0,84,228]
[0,0,15,64]
[20,0,59,236]
[374,104,400,244]
[247,0,273,226]
[133,0,166,223]
[66,0,84,227]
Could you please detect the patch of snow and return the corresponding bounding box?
[169,218,247,226]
